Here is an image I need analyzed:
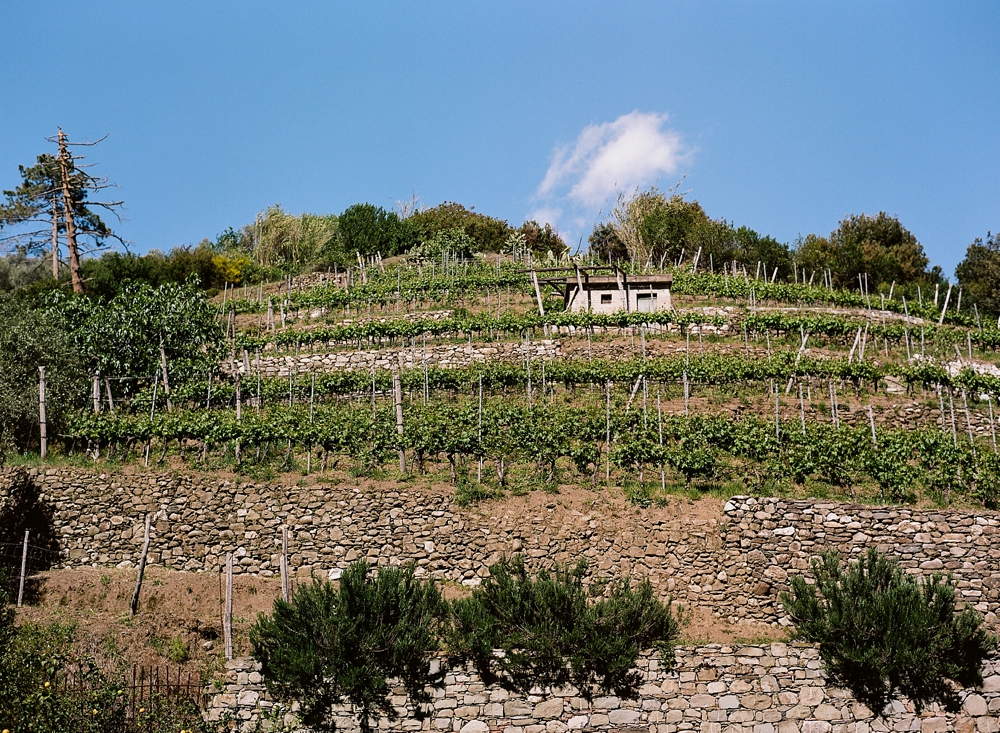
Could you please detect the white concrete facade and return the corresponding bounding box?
[564,274,672,314]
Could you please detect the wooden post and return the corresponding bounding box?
[531,270,545,316]
[799,383,806,434]
[159,341,173,413]
[962,390,976,457]
[17,530,29,607]
[280,526,289,603]
[234,373,242,463]
[938,283,952,326]
[224,554,234,660]
[393,370,405,473]
[989,395,997,454]
[38,367,47,459]
[130,514,152,616]
[605,382,611,481]
[867,405,878,449]
[105,377,115,413]
[92,371,101,413]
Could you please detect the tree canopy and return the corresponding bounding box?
[955,232,1000,316]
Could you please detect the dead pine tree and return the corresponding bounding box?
[18,129,126,293]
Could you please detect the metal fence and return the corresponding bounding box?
[0,538,61,603]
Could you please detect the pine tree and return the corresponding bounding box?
[0,129,123,292]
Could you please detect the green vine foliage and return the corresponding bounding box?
[781,549,997,715]
[45,279,225,389]
[66,400,1000,508]
[249,560,449,733]
[449,556,681,701]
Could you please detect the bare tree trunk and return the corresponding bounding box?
[51,191,60,279]
[57,129,83,294]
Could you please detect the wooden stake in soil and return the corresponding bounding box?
[38,367,47,459]
[130,514,152,616]
[280,526,289,603]
[867,405,878,449]
[393,370,406,473]
[224,554,234,660]
[988,395,997,454]
[605,381,611,481]
[92,371,101,413]
[159,341,172,413]
[17,529,29,607]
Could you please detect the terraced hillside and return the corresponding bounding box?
[61,259,1000,510]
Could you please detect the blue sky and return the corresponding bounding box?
[1,2,997,275]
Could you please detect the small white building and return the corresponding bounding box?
[562,273,673,314]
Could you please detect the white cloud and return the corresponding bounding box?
[526,206,562,228]
[537,111,688,208]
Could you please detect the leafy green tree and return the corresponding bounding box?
[802,213,938,291]
[450,555,681,701]
[250,560,449,733]
[237,205,338,268]
[733,226,793,279]
[637,193,709,265]
[0,293,85,455]
[518,220,568,257]
[588,222,625,262]
[411,228,476,261]
[45,279,224,388]
[330,203,413,262]
[407,202,511,253]
[782,549,996,715]
[955,232,1000,316]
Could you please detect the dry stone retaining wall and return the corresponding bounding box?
[208,646,1000,733]
[723,496,1000,628]
[8,469,1000,630]
[230,340,561,378]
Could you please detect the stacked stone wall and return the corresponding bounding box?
[209,647,1000,733]
[7,469,1000,629]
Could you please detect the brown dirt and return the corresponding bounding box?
[16,566,280,681]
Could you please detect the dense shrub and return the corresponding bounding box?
[250,560,449,733]
[782,549,996,715]
[450,556,681,700]
[331,204,413,262]
[0,293,85,455]
[0,584,207,732]
[407,202,511,253]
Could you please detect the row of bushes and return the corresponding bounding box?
[250,552,996,733]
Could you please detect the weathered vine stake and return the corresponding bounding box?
[130,514,152,616]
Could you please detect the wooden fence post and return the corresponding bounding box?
[224,554,234,660]
[130,514,152,616]
[17,529,29,607]
[159,341,173,413]
[393,370,405,473]
[280,526,289,603]
[92,371,101,413]
[38,367,47,459]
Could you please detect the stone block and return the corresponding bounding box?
[566,716,588,729]
[919,718,947,733]
[800,723,831,733]
[719,695,740,709]
[799,687,825,706]
[812,704,842,721]
[963,694,988,717]
[532,699,563,719]
[504,701,533,717]
[609,709,641,725]
[690,694,717,708]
